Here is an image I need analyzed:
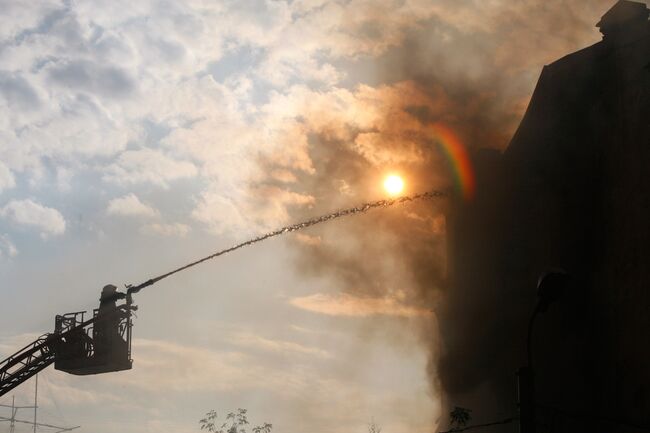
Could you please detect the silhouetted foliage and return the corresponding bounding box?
[368,419,382,433]
[200,408,272,433]
[449,407,472,428]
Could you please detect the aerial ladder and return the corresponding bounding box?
[0,190,445,398]
[0,283,144,398]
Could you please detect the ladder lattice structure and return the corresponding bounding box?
[0,335,57,398]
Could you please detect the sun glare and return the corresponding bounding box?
[384,175,404,196]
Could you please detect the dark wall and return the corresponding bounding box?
[443,17,650,433]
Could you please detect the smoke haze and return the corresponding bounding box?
[263,0,618,426]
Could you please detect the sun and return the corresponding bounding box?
[384,175,405,196]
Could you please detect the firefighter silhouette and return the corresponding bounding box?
[94,285,128,362]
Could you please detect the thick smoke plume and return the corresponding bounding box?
[257,0,615,428]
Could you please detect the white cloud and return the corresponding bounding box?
[192,186,315,236]
[0,0,451,238]
[228,332,331,358]
[0,72,42,110]
[0,234,18,258]
[109,338,308,394]
[47,59,135,98]
[56,167,73,192]
[140,222,190,237]
[0,162,15,192]
[103,149,198,188]
[0,199,66,237]
[107,193,160,218]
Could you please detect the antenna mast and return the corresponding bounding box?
[0,376,80,433]
[33,374,37,433]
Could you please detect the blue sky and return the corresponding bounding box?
[0,0,619,432]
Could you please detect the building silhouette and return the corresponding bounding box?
[443,1,650,431]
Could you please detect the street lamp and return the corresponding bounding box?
[518,270,571,433]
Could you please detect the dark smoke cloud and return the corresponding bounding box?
[257,0,616,428]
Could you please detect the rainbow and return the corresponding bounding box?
[431,124,476,201]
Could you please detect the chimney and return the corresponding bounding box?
[596,0,649,43]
